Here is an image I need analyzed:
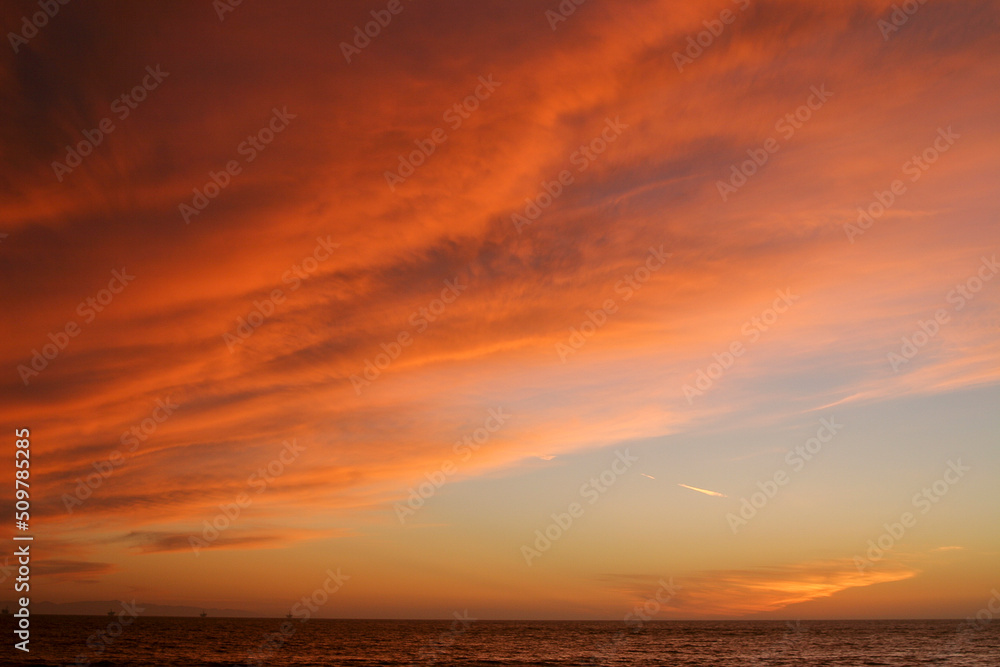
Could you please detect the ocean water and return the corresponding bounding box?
[2,617,998,666]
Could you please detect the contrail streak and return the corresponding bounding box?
[678,483,727,498]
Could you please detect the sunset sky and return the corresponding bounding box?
[1,0,998,620]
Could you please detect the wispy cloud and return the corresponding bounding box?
[0,0,996,615]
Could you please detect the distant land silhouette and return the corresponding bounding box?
[1,600,259,617]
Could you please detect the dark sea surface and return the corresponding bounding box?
[2,617,998,666]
